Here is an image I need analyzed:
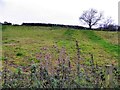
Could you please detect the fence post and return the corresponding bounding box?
[105,65,113,88]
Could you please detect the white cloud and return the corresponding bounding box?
[0,0,119,25]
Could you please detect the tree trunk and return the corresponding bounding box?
[89,25,92,29]
[89,24,92,29]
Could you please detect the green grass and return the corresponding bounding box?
[81,31,119,57]
[2,25,119,71]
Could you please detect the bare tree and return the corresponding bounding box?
[103,17,114,27]
[79,8,103,29]
[99,17,118,31]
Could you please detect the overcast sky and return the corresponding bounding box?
[0,0,119,26]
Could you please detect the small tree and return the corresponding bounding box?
[79,8,103,29]
[100,17,118,31]
[103,17,114,27]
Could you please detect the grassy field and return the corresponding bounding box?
[1,25,119,88]
[2,25,119,71]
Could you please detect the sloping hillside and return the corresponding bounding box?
[2,25,119,71]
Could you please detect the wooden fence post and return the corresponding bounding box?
[105,65,113,88]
